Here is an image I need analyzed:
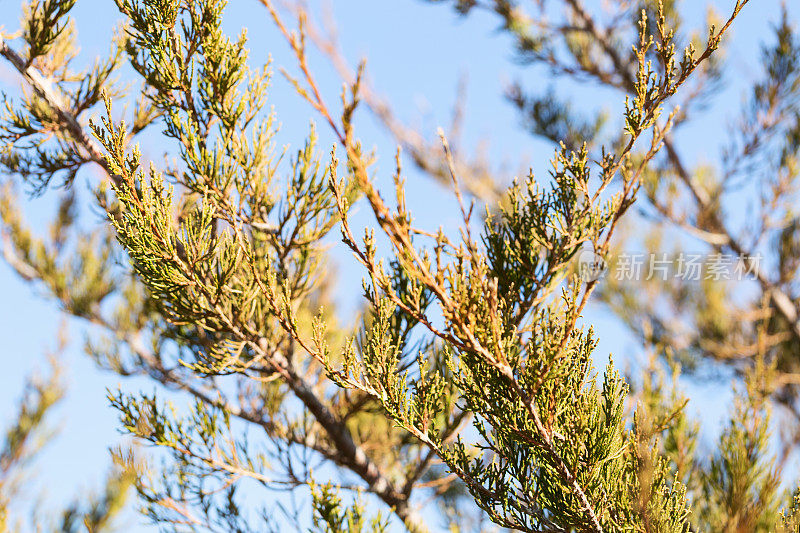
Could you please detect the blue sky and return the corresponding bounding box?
[0,0,796,530]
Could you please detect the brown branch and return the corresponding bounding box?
[532,1,800,353]
[0,36,121,189]
[277,0,503,203]
[1,33,430,533]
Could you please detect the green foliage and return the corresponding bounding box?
[3,0,800,532]
[694,373,783,532]
[0,359,64,527]
[0,354,132,532]
[22,0,77,62]
[310,483,389,533]
[779,491,800,532]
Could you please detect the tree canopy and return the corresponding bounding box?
[1,0,799,532]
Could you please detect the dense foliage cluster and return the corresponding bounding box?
[1,0,799,532]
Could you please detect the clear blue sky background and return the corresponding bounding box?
[0,0,796,530]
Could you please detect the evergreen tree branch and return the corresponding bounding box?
[1,224,428,530]
[660,137,800,341]
[3,0,787,530]
[542,1,800,347]
[3,22,429,530]
[262,2,748,529]
[0,36,120,188]
[274,2,504,203]
[445,0,800,366]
